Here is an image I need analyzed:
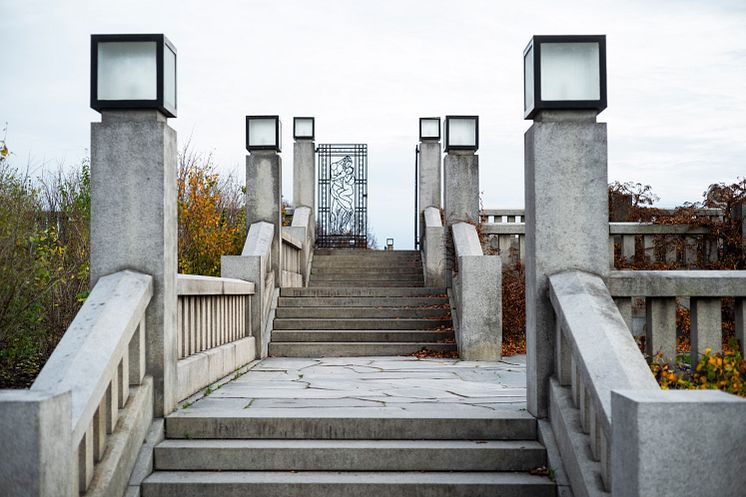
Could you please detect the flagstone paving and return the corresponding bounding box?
[181,355,528,415]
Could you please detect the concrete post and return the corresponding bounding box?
[690,297,722,363]
[247,151,282,283]
[444,151,479,227]
[612,389,746,497]
[0,390,72,497]
[645,297,677,359]
[524,110,609,418]
[419,141,442,211]
[293,139,316,213]
[91,110,177,416]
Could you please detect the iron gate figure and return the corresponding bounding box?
[317,144,368,248]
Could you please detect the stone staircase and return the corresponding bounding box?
[143,354,555,497]
[269,249,457,357]
[144,412,554,496]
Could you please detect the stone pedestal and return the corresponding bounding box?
[247,151,282,282]
[612,389,746,497]
[444,152,479,226]
[524,110,608,418]
[293,139,315,212]
[419,141,442,211]
[91,110,177,416]
[0,390,72,497]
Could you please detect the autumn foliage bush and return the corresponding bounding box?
[0,136,248,387]
[0,137,91,387]
[177,146,246,276]
[650,342,746,398]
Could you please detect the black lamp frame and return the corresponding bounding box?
[90,34,177,117]
[245,115,282,152]
[444,115,479,153]
[293,117,315,140]
[523,34,607,120]
[419,117,441,141]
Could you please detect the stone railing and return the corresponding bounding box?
[222,221,277,357]
[421,206,446,287]
[285,205,314,285]
[548,270,746,497]
[0,271,154,496]
[450,222,502,360]
[175,274,255,401]
[479,208,730,268]
[281,230,303,287]
[608,270,746,361]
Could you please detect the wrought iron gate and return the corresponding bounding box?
[317,144,368,248]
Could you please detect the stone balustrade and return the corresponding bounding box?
[479,208,731,268]
[174,274,256,401]
[1,271,154,496]
[548,270,664,493]
[548,270,746,497]
[222,221,278,358]
[608,270,746,361]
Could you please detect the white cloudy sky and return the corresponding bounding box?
[2,0,745,248]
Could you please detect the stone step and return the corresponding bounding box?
[310,267,423,276]
[314,249,421,256]
[272,330,454,342]
[308,281,425,288]
[278,296,449,307]
[310,274,424,282]
[143,471,555,497]
[268,341,456,357]
[153,439,546,471]
[275,307,450,319]
[281,287,447,297]
[273,318,452,330]
[165,409,537,440]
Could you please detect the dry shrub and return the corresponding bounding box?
[502,262,526,356]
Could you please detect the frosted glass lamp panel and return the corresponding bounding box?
[295,118,313,138]
[98,42,157,100]
[540,42,600,101]
[448,118,476,147]
[420,119,440,139]
[524,45,534,112]
[249,119,277,147]
[163,45,177,110]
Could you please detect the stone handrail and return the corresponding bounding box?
[25,270,154,495]
[548,270,659,493]
[608,270,746,361]
[421,206,445,287]
[449,222,502,360]
[281,229,304,287]
[285,205,314,285]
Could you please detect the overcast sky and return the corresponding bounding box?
[2,0,745,248]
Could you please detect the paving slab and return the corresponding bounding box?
[176,355,528,417]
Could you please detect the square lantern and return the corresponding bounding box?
[523,35,606,119]
[386,238,394,250]
[419,117,441,141]
[293,117,315,140]
[90,34,177,117]
[444,116,479,152]
[246,116,282,152]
